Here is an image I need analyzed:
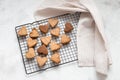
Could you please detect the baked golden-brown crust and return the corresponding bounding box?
[50,41,61,51]
[40,36,51,46]
[26,48,35,59]
[61,34,71,44]
[18,26,27,36]
[27,38,37,47]
[36,56,47,67]
[50,27,60,37]
[51,52,60,64]
[48,18,59,28]
[30,28,39,38]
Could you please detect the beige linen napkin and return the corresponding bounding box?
[34,0,112,75]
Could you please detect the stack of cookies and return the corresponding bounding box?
[17,18,74,68]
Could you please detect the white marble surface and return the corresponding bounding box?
[0,0,120,80]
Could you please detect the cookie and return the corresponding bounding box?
[50,41,61,51]
[30,28,39,38]
[36,56,47,67]
[39,24,49,34]
[64,22,73,33]
[51,52,60,64]
[18,26,27,36]
[27,38,37,47]
[50,27,60,37]
[48,18,58,28]
[40,36,51,46]
[37,45,48,55]
[61,34,71,44]
[26,48,35,59]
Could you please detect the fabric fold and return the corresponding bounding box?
[34,0,111,75]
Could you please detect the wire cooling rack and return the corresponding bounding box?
[15,12,81,74]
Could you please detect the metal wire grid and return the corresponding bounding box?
[15,12,81,74]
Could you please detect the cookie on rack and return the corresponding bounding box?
[26,48,35,59]
[64,22,73,33]
[39,24,49,34]
[61,34,71,44]
[50,27,60,37]
[18,26,27,36]
[30,28,39,38]
[48,18,59,28]
[36,56,47,67]
[37,45,48,55]
[27,38,37,48]
[50,52,61,64]
[50,41,61,51]
[40,36,51,46]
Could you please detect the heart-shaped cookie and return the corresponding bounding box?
[48,18,58,28]
[50,27,60,37]
[18,26,27,36]
[39,24,49,34]
[51,52,60,64]
[50,41,61,51]
[61,34,71,44]
[40,36,51,46]
[26,48,35,59]
[37,45,48,55]
[64,22,73,33]
[30,28,39,38]
[36,56,47,67]
[27,38,37,48]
